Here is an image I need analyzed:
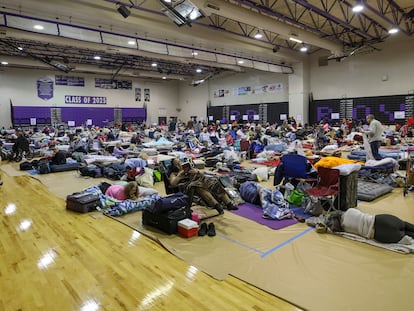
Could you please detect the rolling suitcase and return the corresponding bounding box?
[142,206,191,234]
[66,192,101,213]
[142,191,193,234]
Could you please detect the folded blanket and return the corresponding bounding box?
[314,156,363,170]
[337,232,414,254]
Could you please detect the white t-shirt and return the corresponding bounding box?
[341,208,375,239]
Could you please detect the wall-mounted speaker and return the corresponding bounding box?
[117,5,131,18]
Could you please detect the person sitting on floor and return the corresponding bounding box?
[50,146,67,165]
[313,208,414,244]
[168,158,238,214]
[112,142,128,158]
[105,181,140,201]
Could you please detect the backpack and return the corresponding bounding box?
[19,161,33,171]
[79,164,102,178]
[147,192,189,214]
[239,181,261,205]
[38,161,50,174]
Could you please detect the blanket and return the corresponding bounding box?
[337,232,414,254]
[83,185,159,216]
[84,155,121,165]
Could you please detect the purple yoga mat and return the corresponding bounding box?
[230,202,307,230]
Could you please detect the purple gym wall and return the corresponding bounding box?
[12,106,146,127]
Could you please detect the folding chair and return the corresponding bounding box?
[305,166,340,212]
[274,154,317,187]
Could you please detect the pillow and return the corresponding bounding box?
[333,164,361,176]
[321,144,338,152]
[138,186,159,197]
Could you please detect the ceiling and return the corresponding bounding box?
[0,0,413,81]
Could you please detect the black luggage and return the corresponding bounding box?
[142,191,193,234]
[151,192,189,214]
[66,192,101,213]
[79,164,102,178]
[142,206,191,234]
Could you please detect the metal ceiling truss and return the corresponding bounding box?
[105,0,406,53]
[364,0,413,35]
[229,0,393,49]
[0,37,219,76]
[1,0,412,75]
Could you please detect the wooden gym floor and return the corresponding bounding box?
[0,165,302,311]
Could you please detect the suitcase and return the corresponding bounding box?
[142,206,191,234]
[66,192,101,213]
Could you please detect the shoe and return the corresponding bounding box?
[198,223,207,236]
[215,204,224,215]
[226,204,238,211]
[207,223,216,237]
[294,215,305,223]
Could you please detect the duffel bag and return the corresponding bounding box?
[142,206,191,234]
[147,192,189,214]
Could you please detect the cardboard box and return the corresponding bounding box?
[178,219,199,238]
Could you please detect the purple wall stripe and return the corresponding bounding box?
[13,106,146,127]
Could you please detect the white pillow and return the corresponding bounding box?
[333,164,361,176]
[138,186,159,197]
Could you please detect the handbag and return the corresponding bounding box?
[287,189,307,206]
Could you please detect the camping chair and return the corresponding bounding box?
[305,167,340,212]
[159,159,179,195]
[274,154,317,187]
[160,158,195,195]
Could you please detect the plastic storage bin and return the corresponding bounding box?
[177,219,199,238]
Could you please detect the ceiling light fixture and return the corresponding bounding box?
[388,27,399,34]
[128,40,136,45]
[254,30,263,39]
[94,56,101,60]
[289,36,303,43]
[237,60,244,64]
[300,45,308,52]
[196,68,202,73]
[192,51,198,56]
[352,4,364,13]
[151,62,158,67]
[162,76,167,79]
[33,25,44,30]
[189,10,199,20]
[17,46,24,51]
[1,61,8,65]
[160,0,204,27]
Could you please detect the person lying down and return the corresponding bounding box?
[307,208,414,244]
[82,181,160,217]
[105,181,140,201]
